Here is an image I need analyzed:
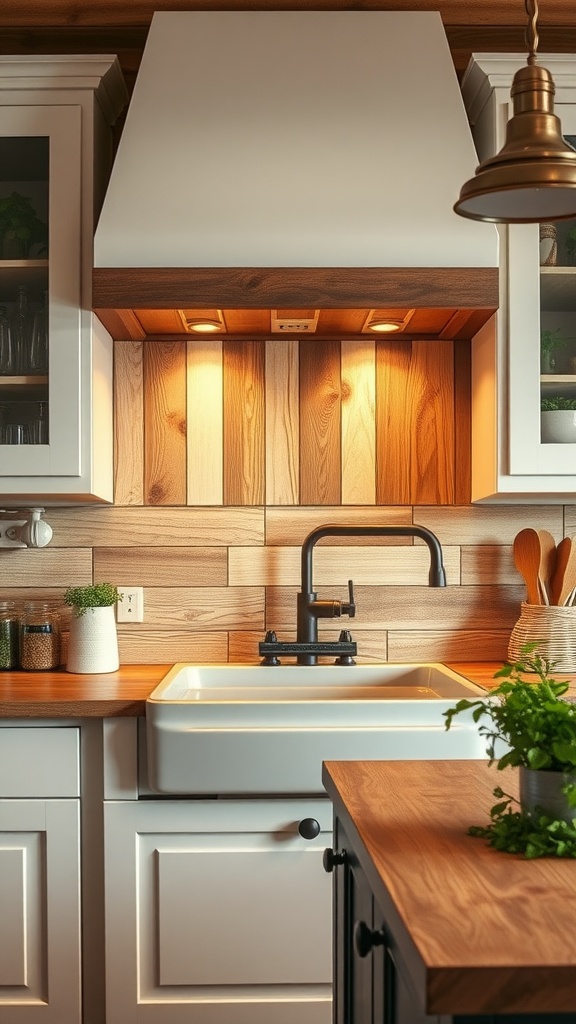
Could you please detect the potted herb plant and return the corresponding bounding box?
[541,395,576,443]
[540,328,566,373]
[444,647,576,858]
[64,583,122,674]
[0,191,48,259]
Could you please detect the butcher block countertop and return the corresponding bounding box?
[322,758,576,1016]
[0,661,574,718]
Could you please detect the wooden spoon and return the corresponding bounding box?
[550,536,576,606]
[536,529,557,605]
[513,528,542,605]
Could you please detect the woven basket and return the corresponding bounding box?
[508,602,576,671]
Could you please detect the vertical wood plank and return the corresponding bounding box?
[143,341,187,506]
[454,340,472,505]
[113,340,144,506]
[376,338,412,504]
[223,340,265,506]
[341,340,376,505]
[265,339,299,505]
[299,339,341,505]
[186,339,223,506]
[409,340,455,504]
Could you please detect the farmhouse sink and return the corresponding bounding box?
[146,663,487,795]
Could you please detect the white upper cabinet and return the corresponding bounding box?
[462,54,576,502]
[0,57,127,504]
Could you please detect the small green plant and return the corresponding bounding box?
[540,328,566,355]
[0,192,47,257]
[541,396,576,411]
[444,645,576,857]
[64,583,122,617]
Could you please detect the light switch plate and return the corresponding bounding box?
[117,586,144,623]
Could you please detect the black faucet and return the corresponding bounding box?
[259,522,447,666]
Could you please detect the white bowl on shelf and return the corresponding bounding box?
[541,409,576,443]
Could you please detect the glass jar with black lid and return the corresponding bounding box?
[19,601,60,670]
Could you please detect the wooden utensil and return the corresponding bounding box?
[513,528,542,605]
[536,529,557,605]
[550,536,576,606]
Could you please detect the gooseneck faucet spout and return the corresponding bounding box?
[296,523,446,665]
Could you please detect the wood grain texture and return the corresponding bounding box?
[415,505,564,546]
[265,339,299,505]
[45,507,264,546]
[143,341,187,505]
[376,338,412,504]
[0,665,168,718]
[223,340,265,506]
[117,630,228,663]
[93,267,499,310]
[94,547,227,587]
[409,340,454,504]
[323,759,576,1015]
[341,340,375,505]
[299,339,341,505]
[453,339,471,504]
[186,339,223,506]
[113,340,144,505]
[118,587,264,630]
[460,544,519,585]
[264,505,413,544]
[388,628,512,661]
[229,544,460,587]
[265,583,524,631]
[0,550,92,588]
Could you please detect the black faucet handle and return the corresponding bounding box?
[341,579,356,619]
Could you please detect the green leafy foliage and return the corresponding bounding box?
[541,396,576,411]
[469,786,576,859]
[445,645,576,856]
[0,192,47,255]
[444,644,576,773]
[64,583,122,617]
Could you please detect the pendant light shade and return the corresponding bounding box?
[455,1,576,223]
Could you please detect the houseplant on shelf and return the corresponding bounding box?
[64,583,122,674]
[541,395,576,443]
[444,646,576,858]
[0,191,48,259]
[540,328,566,373]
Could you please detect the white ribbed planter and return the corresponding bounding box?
[66,605,119,674]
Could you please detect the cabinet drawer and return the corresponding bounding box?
[0,728,79,797]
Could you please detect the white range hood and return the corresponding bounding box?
[94,10,498,270]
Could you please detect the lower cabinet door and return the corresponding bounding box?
[104,798,333,1024]
[0,799,81,1023]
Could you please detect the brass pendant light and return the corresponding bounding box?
[454,0,576,223]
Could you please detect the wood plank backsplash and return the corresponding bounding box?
[1,337,572,667]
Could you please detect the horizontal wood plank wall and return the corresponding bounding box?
[5,340,573,666]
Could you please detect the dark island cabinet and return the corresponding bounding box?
[323,761,576,1024]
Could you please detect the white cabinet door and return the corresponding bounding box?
[0,799,81,1023]
[0,57,126,504]
[463,56,576,501]
[104,798,333,1024]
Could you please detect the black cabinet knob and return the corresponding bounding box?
[354,920,385,958]
[298,817,321,840]
[322,847,347,872]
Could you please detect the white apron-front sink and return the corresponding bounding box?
[146,662,487,794]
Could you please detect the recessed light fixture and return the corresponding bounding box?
[177,310,225,334]
[363,309,415,334]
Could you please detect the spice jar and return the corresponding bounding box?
[0,601,19,669]
[19,601,60,670]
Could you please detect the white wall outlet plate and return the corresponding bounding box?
[117,586,144,623]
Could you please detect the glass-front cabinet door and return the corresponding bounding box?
[0,103,82,479]
[463,56,576,500]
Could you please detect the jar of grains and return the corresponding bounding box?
[0,601,19,668]
[19,602,60,670]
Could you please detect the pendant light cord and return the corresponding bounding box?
[525,0,539,65]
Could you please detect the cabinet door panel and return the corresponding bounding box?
[0,800,81,1024]
[105,798,332,1024]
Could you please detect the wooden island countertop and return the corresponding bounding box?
[322,758,576,1017]
[0,661,574,718]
